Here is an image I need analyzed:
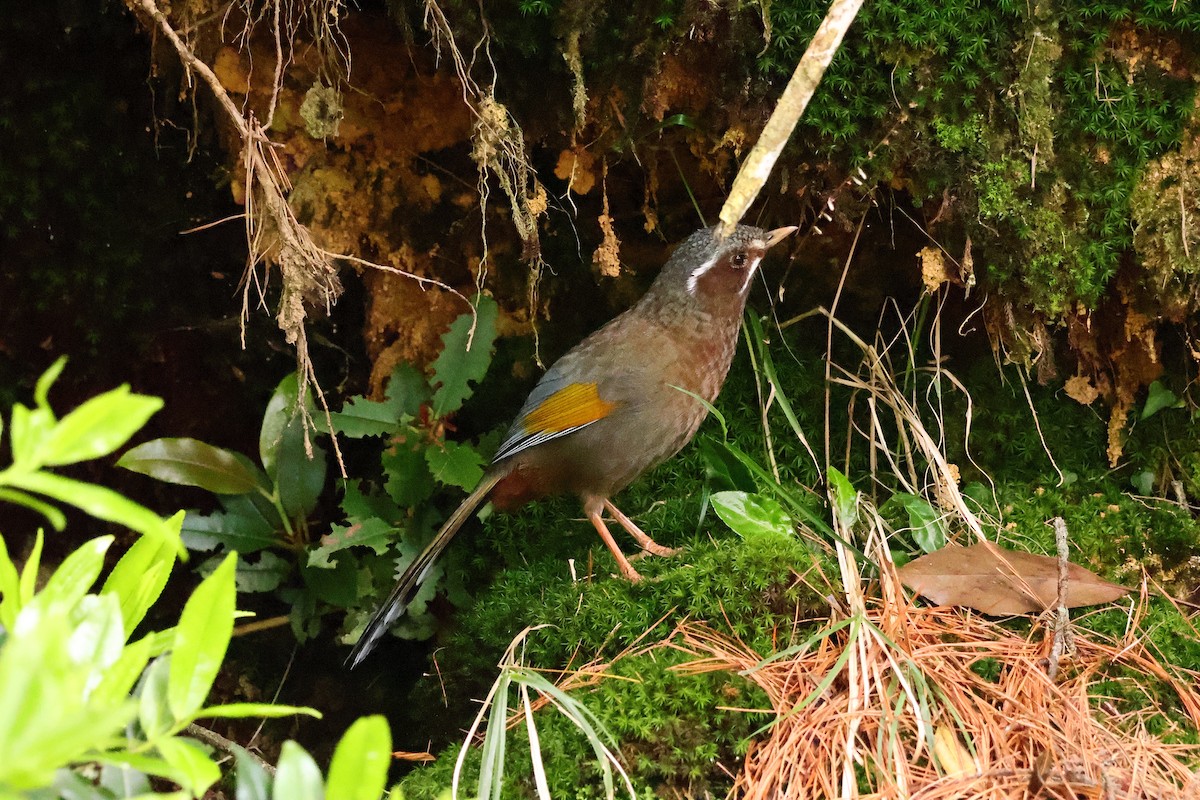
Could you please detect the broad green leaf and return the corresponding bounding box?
[425,440,485,491]
[308,517,397,567]
[38,386,162,466]
[92,635,154,707]
[260,373,300,476]
[326,716,392,800]
[194,702,321,720]
[39,536,112,611]
[1131,469,1156,496]
[6,471,175,544]
[102,519,179,633]
[274,741,324,800]
[327,363,430,437]
[697,438,757,493]
[234,551,289,593]
[826,467,859,530]
[181,506,279,554]
[234,746,272,800]
[430,295,498,417]
[168,553,236,720]
[118,438,263,495]
[156,736,221,797]
[710,491,794,539]
[887,493,947,554]
[1142,380,1183,420]
[137,656,173,739]
[340,482,402,524]
[275,421,327,520]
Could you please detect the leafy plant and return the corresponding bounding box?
[120,296,500,643]
[0,361,395,800]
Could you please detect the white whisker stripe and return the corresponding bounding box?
[686,253,720,295]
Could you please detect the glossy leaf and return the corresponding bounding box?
[9,403,56,465]
[275,421,327,520]
[40,536,112,611]
[710,491,794,539]
[326,716,392,800]
[7,471,175,544]
[156,735,221,797]
[259,373,300,476]
[0,487,67,530]
[137,656,173,739]
[168,553,236,720]
[431,295,498,417]
[888,493,947,554]
[102,518,179,633]
[118,438,263,495]
[234,746,272,800]
[37,386,162,466]
[66,594,125,672]
[195,702,320,720]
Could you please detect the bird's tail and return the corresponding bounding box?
[345,469,505,668]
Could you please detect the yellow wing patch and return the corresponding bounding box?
[522,382,616,435]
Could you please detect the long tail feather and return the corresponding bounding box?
[346,469,504,668]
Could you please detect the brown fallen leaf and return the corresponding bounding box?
[896,540,1130,615]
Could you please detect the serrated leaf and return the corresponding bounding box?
[309,518,397,567]
[118,438,263,495]
[169,553,236,720]
[383,435,434,508]
[328,396,405,438]
[326,716,392,800]
[38,386,162,466]
[425,440,486,490]
[300,556,359,607]
[274,741,323,800]
[710,491,794,539]
[340,481,402,523]
[430,295,498,417]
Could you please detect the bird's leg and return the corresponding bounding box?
[603,499,681,557]
[586,503,643,582]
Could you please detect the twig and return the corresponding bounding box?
[718,0,864,235]
[185,723,277,776]
[1047,516,1074,681]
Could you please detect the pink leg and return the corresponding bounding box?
[587,506,643,582]
[603,499,681,557]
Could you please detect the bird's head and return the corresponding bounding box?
[647,224,797,314]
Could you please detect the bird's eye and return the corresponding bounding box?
[732,252,748,268]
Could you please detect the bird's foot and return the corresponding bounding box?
[603,499,681,559]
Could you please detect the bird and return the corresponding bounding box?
[347,223,797,667]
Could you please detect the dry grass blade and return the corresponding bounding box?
[669,586,1200,799]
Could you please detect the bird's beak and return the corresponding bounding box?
[765,226,799,249]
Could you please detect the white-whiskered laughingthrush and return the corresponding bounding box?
[347,223,797,667]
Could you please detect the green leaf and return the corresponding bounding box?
[326,716,392,800]
[102,519,179,633]
[118,438,264,495]
[66,594,125,671]
[39,536,112,610]
[826,467,859,530]
[33,356,68,410]
[37,386,162,466]
[234,551,290,593]
[425,440,486,490]
[710,491,795,539]
[234,746,272,800]
[430,295,498,417]
[1142,380,1183,420]
[309,517,397,567]
[6,471,175,544]
[887,493,947,554]
[92,635,154,707]
[300,555,360,607]
[274,741,324,800]
[260,373,300,476]
[383,435,435,508]
[1131,469,1155,496]
[181,508,280,555]
[0,487,67,530]
[697,438,757,493]
[327,363,430,438]
[194,702,321,720]
[138,656,173,739]
[275,422,327,521]
[10,402,57,465]
[156,735,221,797]
[168,553,236,720]
[0,535,20,630]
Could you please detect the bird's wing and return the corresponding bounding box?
[492,374,620,463]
